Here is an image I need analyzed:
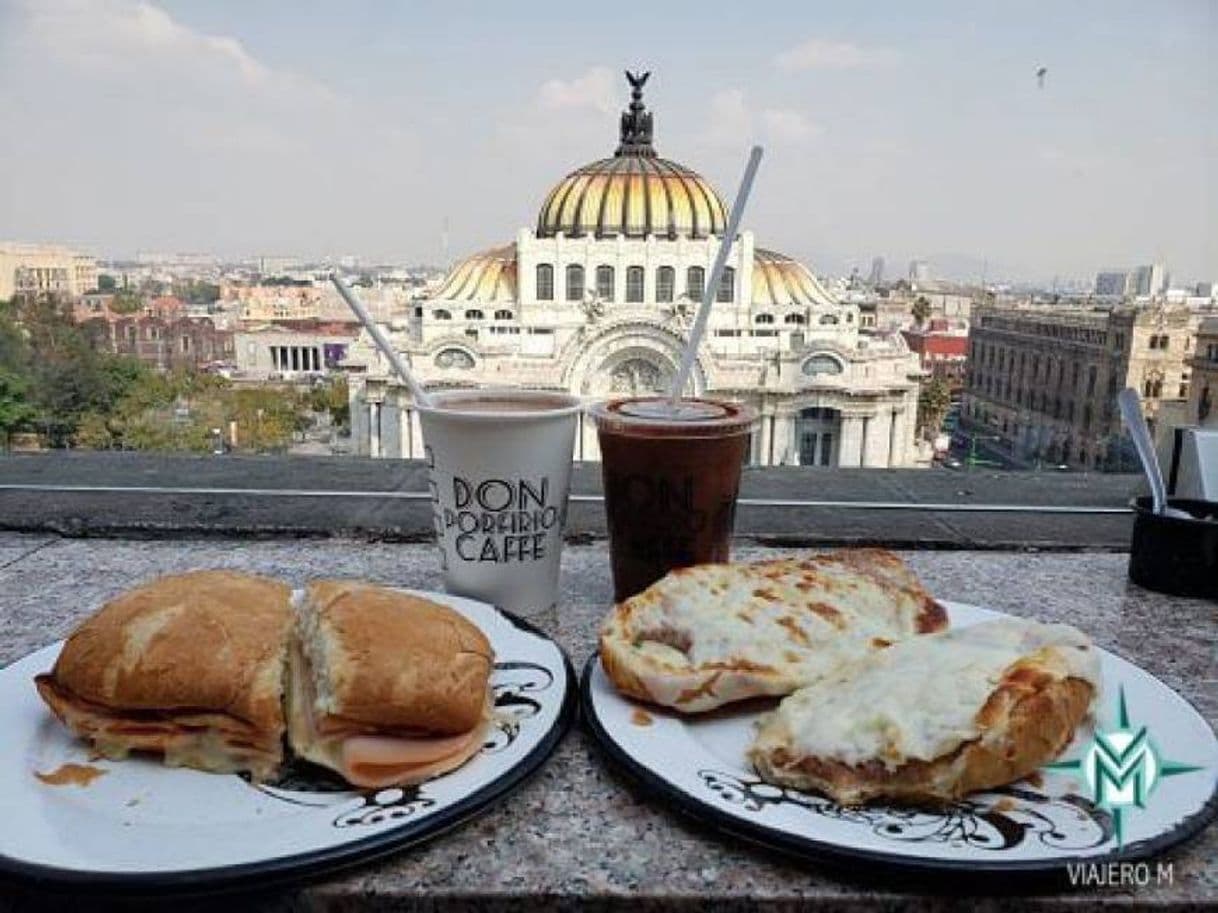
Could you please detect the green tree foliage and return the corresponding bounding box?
[110,288,143,314]
[0,369,35,448]
[175,280,221,305]
[306,376,350,430]
[96,274,118,292]
[917,376,952,438]
[1,294,330,453]
[911,295,932,327]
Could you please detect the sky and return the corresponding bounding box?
[0,0,1214,284]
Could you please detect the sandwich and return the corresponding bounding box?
[287,580,495,788]
[599,549,948,713]
[34,570,293,781]
[748,617,1100,804]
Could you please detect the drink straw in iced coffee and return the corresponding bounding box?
[669,145,764,403]
[331,274,434,407]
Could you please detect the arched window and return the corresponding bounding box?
[434,348,474,370]
[818,314,840,325]
[493,309,512,320]
[595,265,614,300]
[784,313,806,325]
[536,264,554,301]
[432,309,452,320]
[626,266,644,303]
[1151,378,1163,398]
[464,309,484,320]
[656,266,675,303]
[845,312,854,322]
[716,266,735,302]
[754,313,774,325]
[686,266,705,302]
[802,354,845,376]
[565,264,584,302]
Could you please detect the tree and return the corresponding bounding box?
[917,377,952,439]
[110,289,143,314]
[97,274,118,293]
[306,376,349,430]
[911,295,932,327]
[176,280,220,305]
[0,370,35,449]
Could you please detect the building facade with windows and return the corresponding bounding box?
[961,304,1201,469]
[0,243,98,301]
[347,75,924,466]
[1188,318,1218,429]
[235,324,359,380]
[81,315,234,372]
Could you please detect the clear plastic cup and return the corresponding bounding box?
[590,396,758,601]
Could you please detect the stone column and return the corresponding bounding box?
[838,414,864,467]
[381,397,402,459]
[758,408,773,467]
[409,407,424,459]
[369,402,382,458]
[887,408,902,467]
[772,412,795,465]
[351,389,370,457]
[863,409,892,467]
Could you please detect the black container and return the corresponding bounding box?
[1128,496,1218,599]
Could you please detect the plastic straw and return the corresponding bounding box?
[331,274,434,407]
[669,145,764,402]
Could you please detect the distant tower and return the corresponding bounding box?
[908,259,930,284]
[868,256,885,285]
[1132,263,1167,297]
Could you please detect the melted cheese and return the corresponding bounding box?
[613,555,940,684]
[758,618,1100,767]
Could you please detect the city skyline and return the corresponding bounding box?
[0,0,1214,284]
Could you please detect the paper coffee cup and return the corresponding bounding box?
[417,389,582,621]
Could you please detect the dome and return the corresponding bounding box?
[537,157,727,240]
[752,248,838,309]
[432,245,517,303]
[536,72,728,240]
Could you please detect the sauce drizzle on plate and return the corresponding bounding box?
[35,763,107,787]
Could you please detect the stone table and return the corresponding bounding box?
[0,533,1214,911]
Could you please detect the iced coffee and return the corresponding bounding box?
[591,397,757,601]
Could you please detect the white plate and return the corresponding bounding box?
[0,592,575,891]
[582,601,1218,878]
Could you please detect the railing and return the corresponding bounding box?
[0,452,1141,549]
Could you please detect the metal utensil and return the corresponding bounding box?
[1117,387,1190,518]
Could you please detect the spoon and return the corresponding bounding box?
[1117,388,1191,519]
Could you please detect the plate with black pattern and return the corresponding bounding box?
[582,601,1218,878]
[0,591,575,892]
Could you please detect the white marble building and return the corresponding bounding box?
[347,73,924,467]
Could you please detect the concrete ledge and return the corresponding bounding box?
[0,453,1142,549]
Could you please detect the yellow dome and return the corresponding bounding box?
[536,71,728,240]
[752,248,837,309]
[432,245,516,303]
[538,157,727,240]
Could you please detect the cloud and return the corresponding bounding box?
[774,38,900,72]
[762,109,821,143]
[703,89,820,147]
[536,66,616,114]
[16,0,337,108]
[705,88,752,146]
[0,0,421,259]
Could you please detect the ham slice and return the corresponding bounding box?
[339,727,487,788]
[287,643,490,788]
